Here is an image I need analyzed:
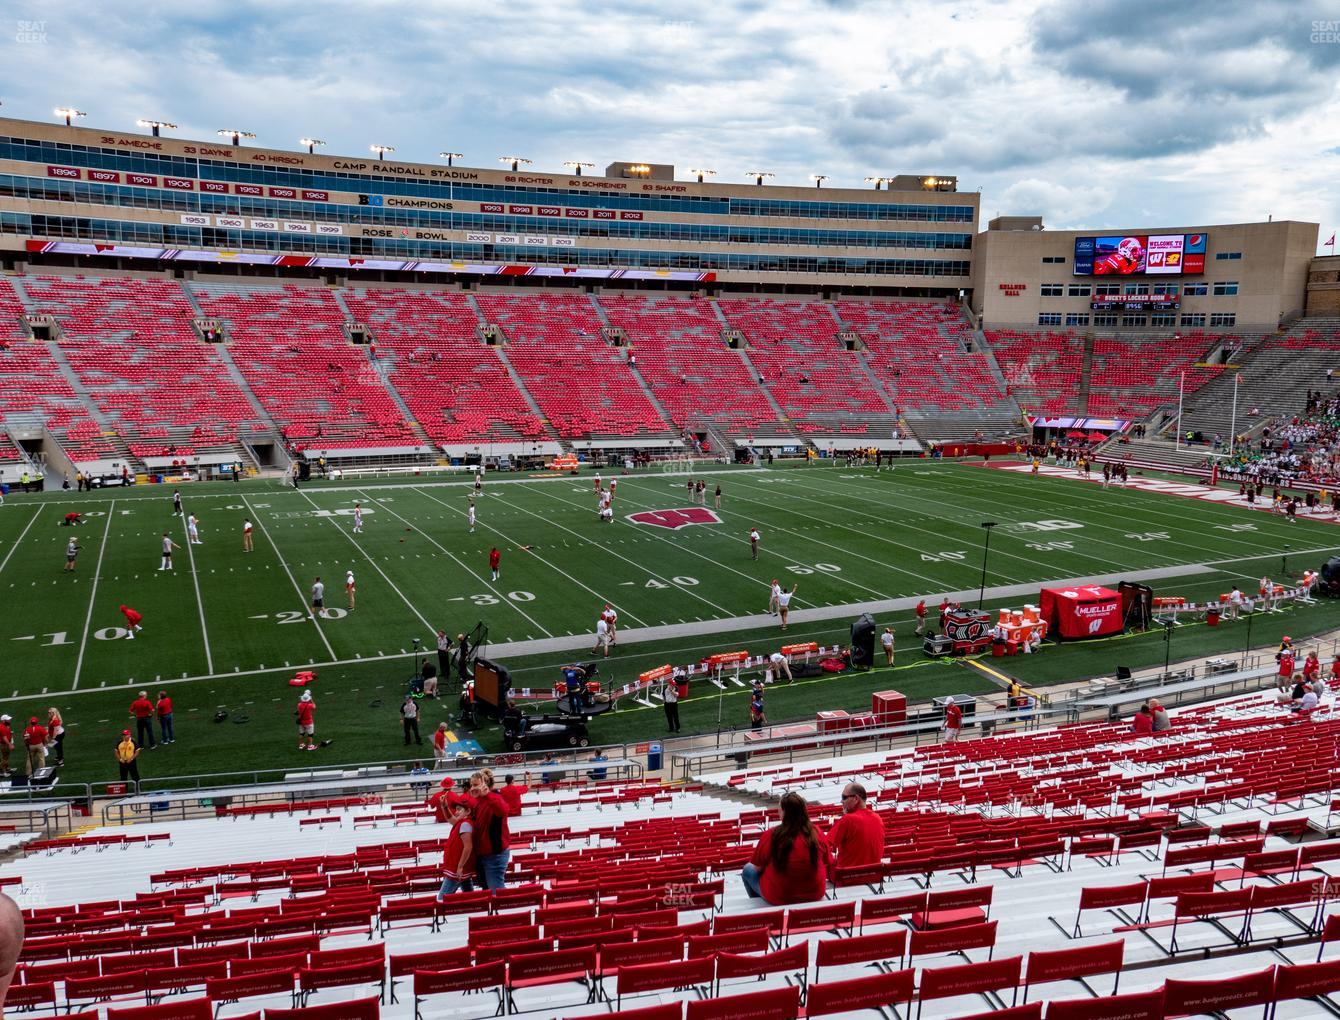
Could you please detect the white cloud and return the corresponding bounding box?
[1,0,1337,247]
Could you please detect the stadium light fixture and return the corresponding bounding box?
[136,118,177,137]
[218,129,256,146]
[499,155,532,171]
[563,161,596,176]
[438,151,463,166]
[688,168,716,183]
[865,176,892,191]
[977,521,998,608]
[746,171,775,186]
[54,107,86,127]
[810,174,830,189]
[370,144,395,162]
[300,137,325,154]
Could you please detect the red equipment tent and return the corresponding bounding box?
[1039,585,1124,640]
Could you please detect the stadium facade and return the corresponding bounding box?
[0,117,975,295]
[0,117,1327,328]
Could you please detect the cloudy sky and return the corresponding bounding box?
[5,0,1339,244]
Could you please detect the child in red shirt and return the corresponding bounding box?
[435,794,477,899]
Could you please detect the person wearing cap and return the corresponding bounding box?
[435,792,477,899]
[129,691,156,748]
[115,730,141,784]
[295,691,316,751]
[21,717,47,776]
[428,776,458,821]
[0,716,12,774]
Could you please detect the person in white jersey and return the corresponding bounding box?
[593,616,611,657]
[768,579,781,616]
[242,518,253,552]
[777,584,796,631]
[345,570,356,611]
[352,502,364,534]
[187,513,202,545]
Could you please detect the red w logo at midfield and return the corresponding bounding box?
[626,508,722,530]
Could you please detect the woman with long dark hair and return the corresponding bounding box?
[741,791,829,904]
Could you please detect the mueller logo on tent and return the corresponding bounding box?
[627,508,722,530]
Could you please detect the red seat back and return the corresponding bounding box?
[805,969,914,1017]
[1023,939,1124,988]
[714,943,808,982]
[918,955,1022,1002]
[107,1000,212,1020]
[1162,967,1274,1017]
[263,994,380,1020]
[684,985,800,1020]
[815,930,906,971]
[1045,988,1165,1020]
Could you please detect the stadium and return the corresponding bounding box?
[0,10,1340,1016]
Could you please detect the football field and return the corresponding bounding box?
[1,459,1338,786]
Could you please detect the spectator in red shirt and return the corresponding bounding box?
[129,691,157,749]
[1331,654,1340,682]
[432,722,449,767]
[1131,704,1155,735]
[498,774,528,817]
[427,777,457,822]
[942,701,963,743]
[473,771,512,889]
[155,691,174,745]
[0,890,22,1013]
[435,794,477,899]
[827,783,884,870]
[21,718,47,776]
[295,691,316,751]
[742,792,829,905]
[0,715,12,774]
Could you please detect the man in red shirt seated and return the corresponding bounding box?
[498,773,528,816]
[827,782,884,870]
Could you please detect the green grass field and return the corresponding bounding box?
[2,458,1338,791]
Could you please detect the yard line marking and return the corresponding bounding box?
[241,495,336,660]
[294,489,437,634]
[722,475,1039,586]
[71,498,115,692]
[807,466,1287,571]
[766,473,1137,579]
[0,503,44,577]
[357,489,553,638]
[412,486,651,628]
[615,477,939,597]
[36,560,1236,700]
[495,486,739,616]
[931,462,1315,556]
[179,509,214,676]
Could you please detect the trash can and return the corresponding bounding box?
[1206,607,1220,627]
[647,741,662,771]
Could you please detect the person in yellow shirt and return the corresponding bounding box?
[115,730,141,784]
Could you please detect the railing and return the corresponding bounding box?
[669,703,1068,783]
